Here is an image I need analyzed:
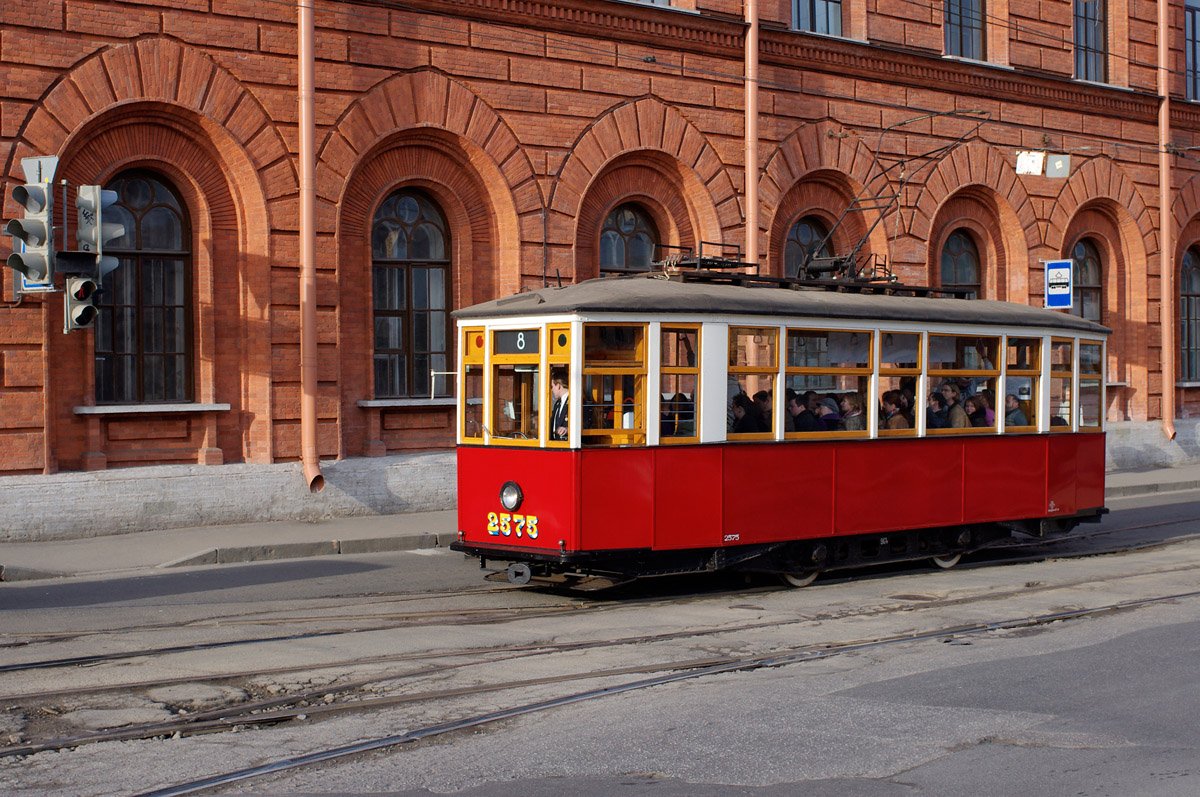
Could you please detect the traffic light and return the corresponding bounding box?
[76,185,124,278]
[5,182,54,284]
[64,275,99,331]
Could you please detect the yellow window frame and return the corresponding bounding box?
[660,324,701,445]
[580,323,647,446]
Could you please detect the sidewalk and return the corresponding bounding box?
[0,510,456,582]
[2,463,1200,584]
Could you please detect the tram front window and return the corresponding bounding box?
[492,365,539,440]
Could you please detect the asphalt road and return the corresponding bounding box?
[2,489,1199,796]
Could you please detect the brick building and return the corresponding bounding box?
[3,0,1200,534]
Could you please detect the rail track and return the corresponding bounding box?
[6,549,1200,762]
[131,586,1200,797]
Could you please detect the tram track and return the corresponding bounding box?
[131,586,1200,797]
[6,553,1200,762]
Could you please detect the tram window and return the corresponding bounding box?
[729,327,778,437]
[878,376,916,432]
[461,327,486,442]
[928,335,1000,434]
[492,364,539,441]
[661,327,699,442]
[784,328,871,436]
[787,330,870,370]
[879,333,920,437]
[1049,339,1074,431]
[1004,337,1040,432]
[1078,341,1104,429]
[581,324,646,446]
[463,366,484,439]
[660,374,697,438]
[549,366,570,443]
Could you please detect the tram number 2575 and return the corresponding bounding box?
[487,512,540,540]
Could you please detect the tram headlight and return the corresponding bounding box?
[499,481,524,511]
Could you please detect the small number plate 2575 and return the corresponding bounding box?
[487,512,539,539]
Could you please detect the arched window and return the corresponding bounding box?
[372,190,450,399]
[599,204,658,274]
[940,229,981,298]
[1182,247,1200,380]
[95,173,191,403]
[1071,238,1103,322]
[784,216,832,278]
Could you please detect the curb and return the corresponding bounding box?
[0,564,64,582]
[1106,480,1200,498]
[159,532,454,569]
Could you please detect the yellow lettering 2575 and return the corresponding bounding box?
[486,512,539,540]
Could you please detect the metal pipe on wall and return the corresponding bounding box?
[744,0,759,265]
[1159,0,1176,439]
[298,0,325,491]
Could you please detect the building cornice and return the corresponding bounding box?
[760,30,1160,125]
[375,0,746,57]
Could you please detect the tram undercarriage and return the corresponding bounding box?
[453,509,1105,589]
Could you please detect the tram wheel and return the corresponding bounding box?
[780,569,819,588]
[930,553,962,570]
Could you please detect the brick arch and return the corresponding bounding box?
[6,38,284,470]
[909,141,1037,297]
[761,121,885,269]
[767,169,882,279]
[318,70,538,293]
[1061,199,1143,418]
[926,187,1016,301]
[551,97,729,276]
[336,131,502,456]
[6,37,290,207]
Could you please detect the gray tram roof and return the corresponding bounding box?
[453,274,1111,336]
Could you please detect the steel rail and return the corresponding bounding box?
[137,588,1200,797]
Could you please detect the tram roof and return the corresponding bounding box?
[453,274,1111,335]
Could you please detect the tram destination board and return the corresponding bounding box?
[494,329,539,355]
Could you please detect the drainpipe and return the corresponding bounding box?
[299,0,325,490]
[1159,0,1176,439]
[744,0,759,266]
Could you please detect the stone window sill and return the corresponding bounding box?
[74,403,231,415]
[1176,381,1200,388]
[357,398,456,408]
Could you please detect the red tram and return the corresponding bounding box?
[451,271,1108,588]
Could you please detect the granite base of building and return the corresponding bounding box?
[1105,418,1200,471]
[0,451,456,543]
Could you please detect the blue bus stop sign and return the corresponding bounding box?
[1044,259,1072,310]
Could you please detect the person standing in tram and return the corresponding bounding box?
[815,396,842,431]
[840,393,866,431]
[731,392,768,433]
[927,391,950,429]
[786,392,819,432]
[940,382,970,428]
[881,390,910,429]
[1005,393,1028,426]
[550,368,569,441]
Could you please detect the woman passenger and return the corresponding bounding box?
[881,390,909,429]
[840,393,866,431]
[941,382,969,428]
[927,392,949,429]
[965,396,989,428]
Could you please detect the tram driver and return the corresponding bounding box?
[550,367,569,441]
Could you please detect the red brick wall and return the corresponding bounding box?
[1,0,1197,475]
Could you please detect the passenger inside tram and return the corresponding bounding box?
[730,392,769,433]
[1005,393,1028,426]
[881,390,909,429]
[786,391,819,432]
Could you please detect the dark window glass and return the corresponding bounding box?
[795,0,842,36]
[1074,1,1107,82]
[95,173,190,403]
[1072,238,1103,323]
[784,216,832,278]
[372,190,451,399]
[945,0,985,60]
[1188,3,1200,100]
[599,204,659,275]
[1181,247,1200,380]
[940,229,981,299]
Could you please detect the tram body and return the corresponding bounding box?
[451,274,1108,585]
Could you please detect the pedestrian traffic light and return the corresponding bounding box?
[64,275,99,331]
[5,182,55,284]
[76,185,124,279]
